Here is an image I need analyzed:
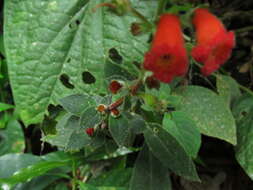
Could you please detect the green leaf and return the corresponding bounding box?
[79,183,127,190]
[80,106,101,129]
[0,151,72,185]
[175,85,237,145]
[163,111,201,158]
[1,161,70,185]
[109,113,142,147]
[144,123,199,181]
[0,119,25,156]
[130,145,172,190]
[42,114,90,151]
[216,75,241,106]
[13,175,61,190]
[5,0,156,125]
[0,35,5,56]
[59,94,96,116]
[0,154,41,179]
[88,168,132,187]
[233,95,253,180]
[0,102,14,112]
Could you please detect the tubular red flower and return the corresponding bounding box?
[143,14,188,83]
[191,8,235,76]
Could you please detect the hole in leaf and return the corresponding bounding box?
[241,111,247,116]
[109,48,123,63]
[60,74,74,89]
[67,58,71,63]
[82,71,96,84]
[75,20,80,25]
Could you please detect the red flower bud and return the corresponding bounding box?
[85,128,94,136]
[110,108,120,117]
[96,104,107,114]
[109,80,123,94]
[144,14,188,83]
[191,8,235,76]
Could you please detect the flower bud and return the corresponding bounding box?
[110,108,120,118]
[85,128,94,136]
[96,104,107,114]
[109,80,123,94]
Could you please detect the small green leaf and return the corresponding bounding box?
[109,113,135,147]
[42,114,90,151]
[130,145,172,190]
[144,123,199,181]
[163,111,201,158]
[175,85,237,145]
[79,106,101,129]
[59,94,96,116]
[0,102,14,112]
[0,119,25,156]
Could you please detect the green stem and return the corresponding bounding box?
[236,26,253,33]
[72,160,77,190]
[130,7,152,28]
[238,84,253,96]
[156,0,167,18]
[192,60,253,96]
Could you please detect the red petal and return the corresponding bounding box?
[192,9,235,75]
[143,14,188,83]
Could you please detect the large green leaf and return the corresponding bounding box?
[162,111,201,158]
[130,145,172,190]
[0,151,72,185]
[144,123,199,181]
[4,0,156,125]
[233,95,253,180]
[175,85,237,145]
[216,75,241,106]
[0,154,41,179]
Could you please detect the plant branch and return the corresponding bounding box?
[130,7,153,28]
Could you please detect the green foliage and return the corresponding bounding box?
[144,123,199,181]
[175,85,237,145]
[4,0,156,125]
[1,0,253,189]
[130,145,172,190]
[233,95,253,180]
[163,111,201,158]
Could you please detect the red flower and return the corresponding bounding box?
[191,8,235,76]
[109,80,123,94]
[144,14,188,83]
[85,128,94,136]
